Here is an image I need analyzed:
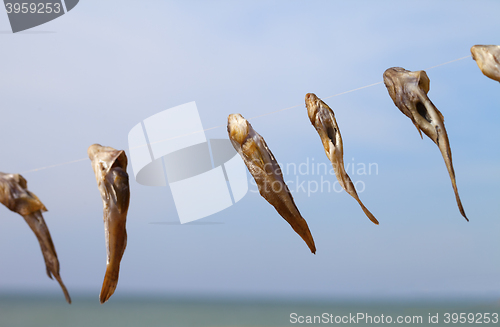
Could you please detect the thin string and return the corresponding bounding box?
[20,55,472,174]
[22,158,88,173]
[424,55,472,70]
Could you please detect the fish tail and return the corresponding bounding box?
[437,134,468,221]
[99,264,120,304]
[289,220,316,254]
[54,273,72,304]
[23,212,72,302]
[358,201,379,225]
[301,230,317,254]
[340,172,379,225]
[450,173,468,221]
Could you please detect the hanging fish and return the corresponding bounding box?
[471,45,500,82]
[0,172,71,303]
[383,67,468,221]
[305,93,379,225]
[88,144,130,303]
[227,114,316,254]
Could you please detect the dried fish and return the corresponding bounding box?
[305,93,379,225]
[227,114,316,254]
[0,172,71,303]
[88,144,130,303]
[383,67,467,221]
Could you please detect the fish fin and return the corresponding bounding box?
[441,145,468,221]
[54,274,72,304]
[288,219,316,254]
[100,264,120,304]
[340,168,379,225]
[100,225,127,303]
[358,201,379,225]
[434,126,468,221]
[13,174,28,189]
[416,95,467,221]
[22,212,72,301]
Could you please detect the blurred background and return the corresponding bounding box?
[0,1,499,326]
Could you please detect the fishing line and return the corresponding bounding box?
[20,55,472,174]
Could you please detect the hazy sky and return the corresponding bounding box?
[0,0,499,302]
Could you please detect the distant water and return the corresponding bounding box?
[1,295,499,326]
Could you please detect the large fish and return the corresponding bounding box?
[383,67,468,221]
[88,144,130,303]
[0,172,71,303]
[227,114,316,254]
[305,93,379,225]
[471,45,500,82]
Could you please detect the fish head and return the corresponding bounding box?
[383,67,439,139]
[87,144,103,160]
[305,93,342,162]
[383,67,430,105]
[88,144,128,190]
[0,173,47,214]
[305,93,322,122]
[305,93,337,127]
[227,114,250,147]
[471,44,500,82]
[471,45,486,64]
[88,144,127,169]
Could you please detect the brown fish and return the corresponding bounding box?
[305,93,379,225]
[88,144,130,303]
[227,114,316,254]
[383,67,468,221]
[0,172,71,303]
[471,45,500,82]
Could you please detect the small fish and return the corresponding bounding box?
[0,172,71,304]
[88,144,130,303]
[383,67,468,221]
[227,114,316,254]
[305,93,379,225]
[471,45,500,82]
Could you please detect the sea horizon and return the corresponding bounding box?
[1,292,499,327]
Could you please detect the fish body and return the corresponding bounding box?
[227,114,316,254]
[88,144,130,303]
[305,93,379,225]
[383,67,467,221]
[471,45,500,82]
[0,172,71,303]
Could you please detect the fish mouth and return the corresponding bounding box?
[227,113,249,146]
[305,93,319,104]
[470,46,479,62]
[470,45,488,63]
[470,44,500,82]
[305,93,321,121]
[305,93,316,100]
[87,144,102,159]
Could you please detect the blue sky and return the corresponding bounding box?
[0,0,499,302]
